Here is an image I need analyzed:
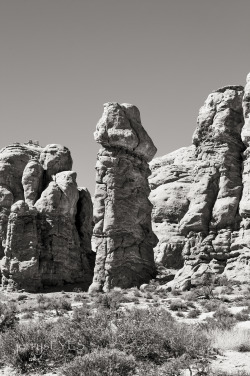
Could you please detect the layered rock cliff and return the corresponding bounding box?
[89,102,158,293]
[150,78,250,289]
[0,142,93,291]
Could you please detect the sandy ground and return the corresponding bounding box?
[211,350,250,373]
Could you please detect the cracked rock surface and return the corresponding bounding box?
[149,81,250,289]
[0,142,93,291]
[89,102,158,293]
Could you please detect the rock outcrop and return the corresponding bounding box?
[149,81,250,289]
[0,142,93,291]
[89,102,158,293]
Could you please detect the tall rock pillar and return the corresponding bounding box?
[89,102,158,292]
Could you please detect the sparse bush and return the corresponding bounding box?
[186,301,196,309]
[36,294,46,305]
[61,349,136,376]
[169,300,187,311]
[187,309,201,319]
[145,292,153,299]
[74,294,84,302]
[17,294,27,301]
[0,302,18,332]
[176,311,184,317]
[21,312,33,320]
[0,304,211,374]
[60,299,72,311]
[73,288,83,293]
[234,310,249,321]
[133,289,142,297]
[171,288,181,296]
[199,305,236,331]
[94,290,130,310]
[200,299,221,312]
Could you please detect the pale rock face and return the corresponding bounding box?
[39,144,72,182]
[0,142,93,291]
[89,103,157,293]
[150,84,250,289]
[22,160,44,206]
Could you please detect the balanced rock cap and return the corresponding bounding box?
[94,102,157,162]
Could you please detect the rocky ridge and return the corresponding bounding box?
[0,142,93,291]
[150,76,250,290]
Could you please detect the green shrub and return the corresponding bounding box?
[61,349,136,376]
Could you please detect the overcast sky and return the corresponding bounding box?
[0,0,250,194]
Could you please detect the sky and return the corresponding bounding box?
[0,0,250,194]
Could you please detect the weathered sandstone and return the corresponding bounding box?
[0,142,93,291]
[89,102,158,293]
[150,82,250,289]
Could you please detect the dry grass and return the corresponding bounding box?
[209,328,250,352]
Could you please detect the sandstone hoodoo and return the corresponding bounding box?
[149,76,250,290]
[89,102,158,293]
[0,141,93,291]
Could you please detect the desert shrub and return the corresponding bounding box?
[0,302,18,332]
[114,308,209,363]
[17,294,27,301]
[234,310,250,321]
[133,288,142,297]
[169,300,187,311]
[187,308,201,319]
[59,299,72,311]
[36,297,72,314]
[0,310,112,372]
[171,288,181,296]
[94,290,130,310]
[200,299,221,312]
[199,306,236,331]
[220,286,234,295]
[136,357,186,376]
[183,289,200,302]
[144,292,153,299]
[0,305,211,373]
[209,372,250,376]
[73,288,83,293]
[186,301,196,308]
[21,312,33,320]
[74,294,84,302]
[61,349,136,376]
[176,311,184,317]
[213,305,233,320]
[36,294,46,305]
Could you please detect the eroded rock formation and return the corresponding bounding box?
[0,142,93,291]
[149,80,250,289]
[89,102,158,293]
